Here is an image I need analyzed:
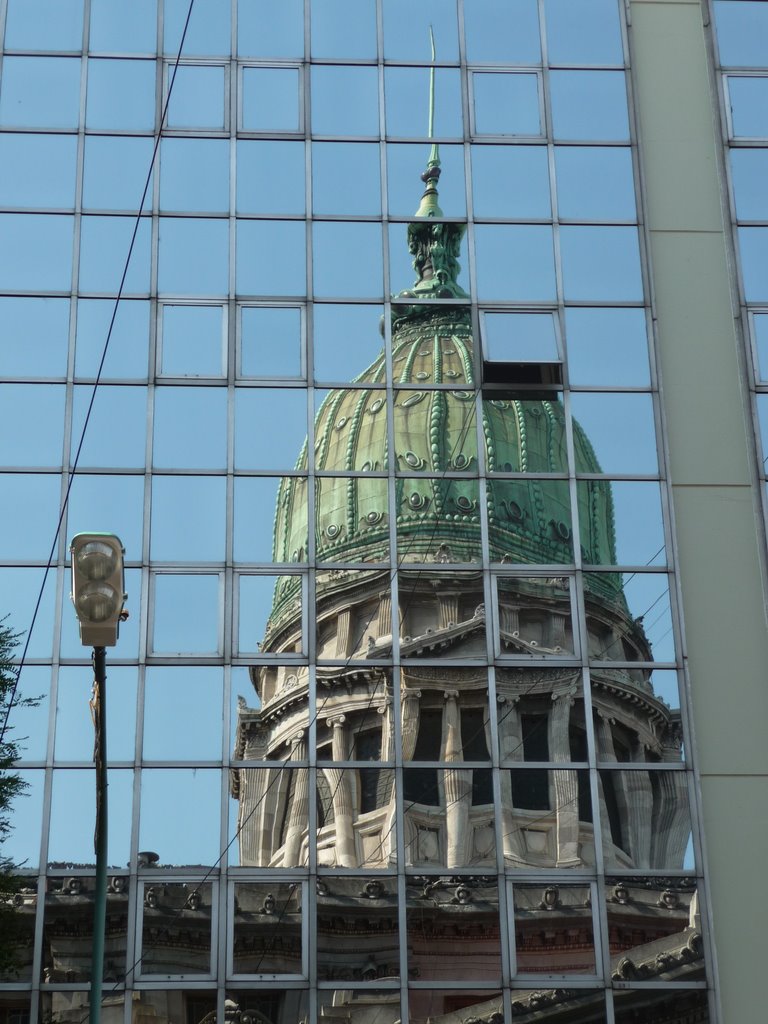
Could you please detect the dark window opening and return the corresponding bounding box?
[472,767,493,805]
[355,728,382,761]
[403,768,440,806]
[521,713,549,761]
[602,772,625,850]
[461,707,490,761]
[412,709,443,760]
[359,768,381,814]
[510,767,550,811]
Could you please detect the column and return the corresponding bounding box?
[322,716,357,867]
[550,695,580,867]
[443,689,471,867]
[282,731,308,867]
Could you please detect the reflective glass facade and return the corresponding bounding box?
[0,2,717,1023]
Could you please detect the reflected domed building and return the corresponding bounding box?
[231,151,703,1023]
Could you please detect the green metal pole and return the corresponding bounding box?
[90,646,107,1024]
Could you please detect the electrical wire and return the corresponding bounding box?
[0,0,199,747]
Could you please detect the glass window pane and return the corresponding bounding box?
[86,59,156,131]
[464,0,541,63]
[317,476,390,563]
[737,227,768,301]
[601,770,692,869]
[571,392,658,475]
[407,881,501,973]
[151,476,226,561]
[160,138,229,212]
[140,880,214,974]
[550,70,629,141]
[586,570,675,662]
[236,140,305,215]
[495,575,576,656]
[153,387,228,471]
[167,64,226,129]
[75,299,150,378]
[731,149,768,221]
[753,313,768,382]
[242,66,300,131]
[488,477,574,564]
[545,0,623,65]
[312,66,379,136]
[0,214,74,291]
[579,479,665,566]
[728,76,768,137]
[561,226,643,301]
[512,882,597,974]
[482,311,559,362]
[140,769,222,865]
[388,143,466,217]
[90,0,157,52]
[556,146,636,220]
[158,217,229,296]
[152,574,221,653]
[49,768,132,865]
[715,0,768,67]
[314,223,383,298]
[238,0,303,58]
[236,220,306,296]
[0,298,69,378]
[55,665,138,762]
[0,57,81,129]
[164,0,230,56]
[161,304,225,376]
[83,136,154,211]
[240,306,303,377]
[231,882,304,974]
[385,68,462,138]
[475,225,556,301]
[313,142,381,216]
[71,384,147,468]
[388,222,469,296]
[0,568,56,659]
[471,145,551,219]
[565,307,650,387]
[239,574,303,654]
[483,398,566,475]
[5,769,44,867]
[234,476,305,562]
[472,72,541,135]
[312,0,376,58]
[79,215,151,293]
[383,0,459,61]
[0,384,65,466]
[5,0,84,50]
[0,134,77,209]
[234,388,307,470]
[314,304,384,384]
[7,666,50,763]
[66,473,145,562]
[144,667,223,760]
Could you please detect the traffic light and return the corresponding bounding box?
[70,533,126,647]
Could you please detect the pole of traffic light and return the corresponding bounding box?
[90,645,107,1024]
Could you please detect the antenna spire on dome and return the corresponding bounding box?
[414,26,443,218]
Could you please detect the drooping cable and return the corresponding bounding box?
[0,0,199,745]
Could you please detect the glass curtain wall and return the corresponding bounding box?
[712,2,768,549]
[0,1,713,1022]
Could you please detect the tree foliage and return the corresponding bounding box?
[0,618,35,976]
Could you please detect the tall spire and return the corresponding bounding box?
[414,26,443,218]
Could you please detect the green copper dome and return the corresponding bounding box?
[266,152,621,639]
[272,303,616,570]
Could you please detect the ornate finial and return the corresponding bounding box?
[414,26,443,219]
[391,29,469,322]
